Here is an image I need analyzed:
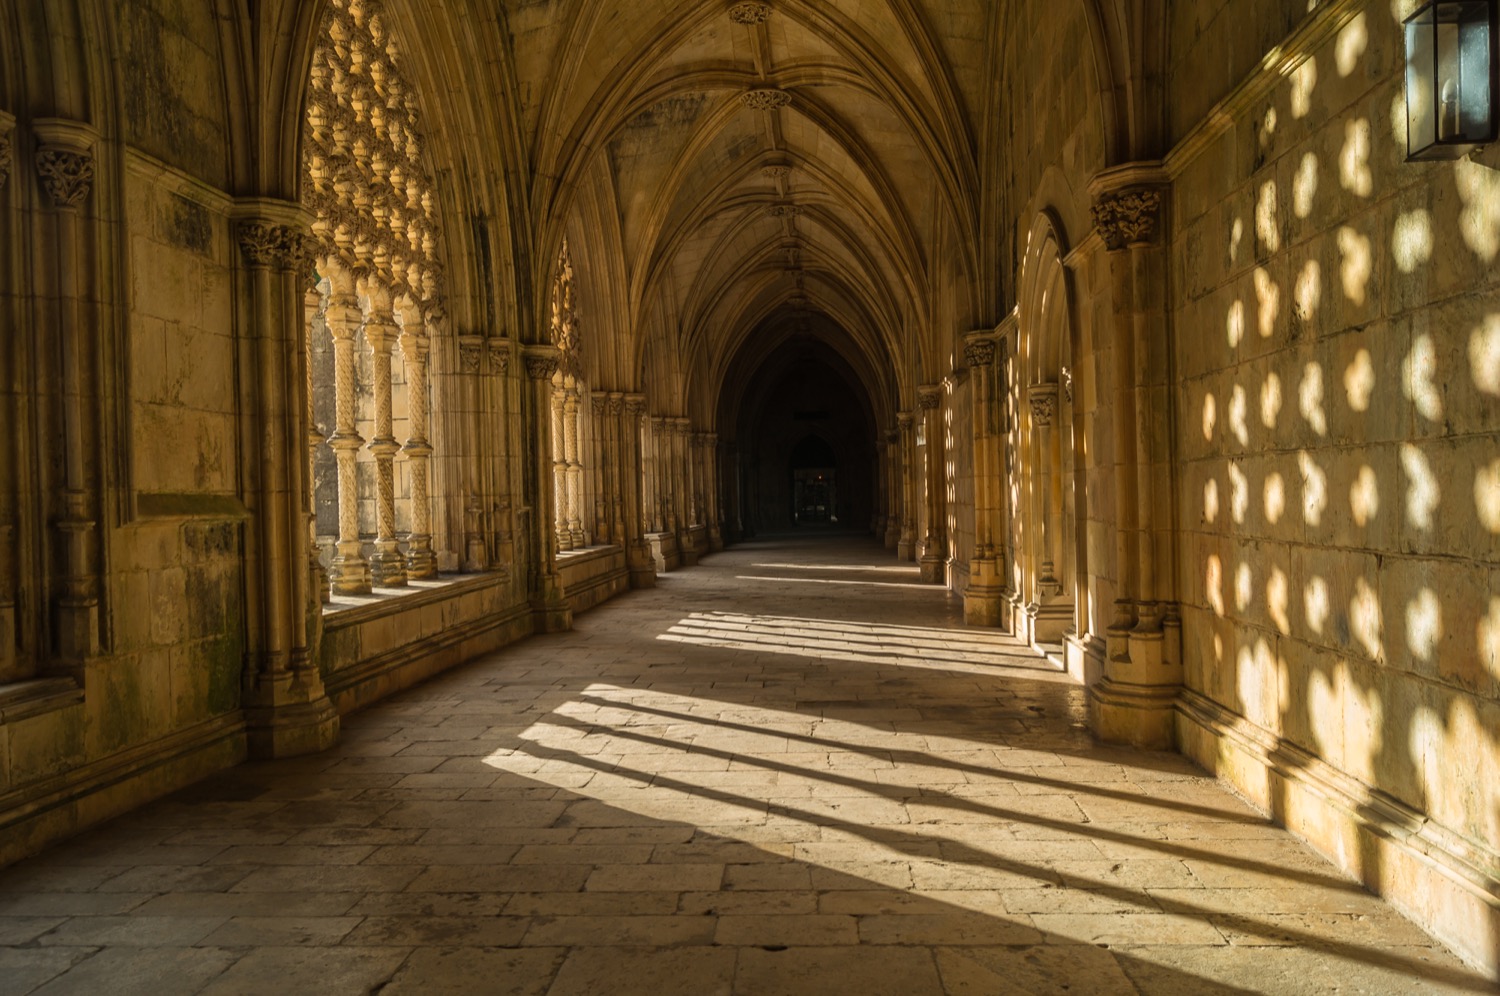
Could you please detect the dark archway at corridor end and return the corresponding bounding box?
[724,337,877,538]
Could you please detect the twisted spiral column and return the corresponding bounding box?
[400,303,436,579]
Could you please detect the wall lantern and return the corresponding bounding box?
[1404,1,1496,160]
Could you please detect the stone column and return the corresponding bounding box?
[524,346,571,632]
[591,395,609,542]
[623,395,657,586]
[564,383,585,548]
[486,338,514,571]
[608,394,627,545]
[361,283,406,588]
[964,334,1004,625]
[303,283,332,604]
[882,429,900,550]
[34,120,101,664]
[236,217,338,758]
[1086,165,1181,747]
[917,385,945,584]
[642,415,662,534]
[551,378,571,552]
[0,112,15,680]
[322,265,371,594]
[706,433,723,550]
[458,338,489,572]
[1029,384,1061,596]
[896,412,917,561]
[398,303,436,579]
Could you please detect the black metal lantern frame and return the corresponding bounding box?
[1404,0,1498,161]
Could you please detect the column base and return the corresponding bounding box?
[708,526,724,552]
[244,673,340,759]
[896,537,915,562]
[405,541,437,581]
[372,550,408,588]
[331,554,372,596]
[531,571,573,634]
[1088,677,1181,749]
[963,558,1004,626]
[628,542,658,588]
[918,555,944,585]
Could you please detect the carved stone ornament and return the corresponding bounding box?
[729,2,771,23]
[0,124,12,192]
[964,338,997,368]
[1092,188,1162,251]
[917,386,942,411]
[525,354,560,381]
[36,147,94,208]
[1028,386,1058,427]
[762,164,790,181]
[591,396,607,417]
[624,396,647,417]
[897,412,915,428]
[769,204,802,218]
[607,394,624,416]
[459,340,483,374]
[742,89,792,112]
[487,339,511,374]
[237,222,284,268]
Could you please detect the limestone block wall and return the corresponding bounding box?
[1167,2,1500,972]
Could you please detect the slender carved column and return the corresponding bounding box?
[398,303,436,579]
[360,282,405,588]
[590,396,608,541]
[642,415,662,534]
[917,385,945,584]
[883,429,900,550]
[550,378,571,552]
[0,112,15,679]
[564,385,585,548]
[303,282,332,604]
[896,412,917,561]
[705,433,723,550]
[525,347,571,631]
[323,265,371,595]
[0,112,13,192]
[34,121,101,664]
[607,395,627,544]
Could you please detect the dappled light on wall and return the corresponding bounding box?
[1345,348,1376,411]
[1338,226,1373,304]
[1351,465,1381,527]
[1407,587,1445,662]
[1401,442,1441,529]
[1299,363,1329,436]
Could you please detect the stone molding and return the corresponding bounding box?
[1091,188,1162,251]
[742,89,791,112]
[729,2,771,24]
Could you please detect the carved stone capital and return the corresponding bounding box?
[607,393,625,416]
[36,147,94,208]
[897,412,915,429]
[1028,384,1059,427]
[487,338,511,374]
[624,394,647,417]
[742,89,791,112]
[590,396,607,417]
[237,222,284,268]
[458,336,483,374]
[917,385,942,411]
[1092,188,1162,251]
[523,344,561,381]
[963,336,997,368]
[729,2,771,23]
[761,164,790,181]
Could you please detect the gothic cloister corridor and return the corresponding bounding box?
[0,536,1489,994]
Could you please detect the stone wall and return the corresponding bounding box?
[1166,3,1500,972]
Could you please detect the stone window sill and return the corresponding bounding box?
[0,677,84,724]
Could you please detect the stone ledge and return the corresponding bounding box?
[1177,689,1500,980]
[323,572,506,632]
[0,677,84,725]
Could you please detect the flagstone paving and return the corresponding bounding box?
[0,535,1491,994]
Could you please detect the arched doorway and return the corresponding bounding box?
[789,434,838,526]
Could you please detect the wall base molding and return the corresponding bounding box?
[0,714,247,868]
[1177,689,1500,980]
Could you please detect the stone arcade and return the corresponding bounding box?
[0,0,1498,990]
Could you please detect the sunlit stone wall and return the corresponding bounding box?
[1169,2,1500,970]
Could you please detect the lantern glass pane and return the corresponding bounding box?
[1407,10,1438,155]
[1458,5,1493,141]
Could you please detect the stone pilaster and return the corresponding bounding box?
[237,211,338,758]
[896,412,917,561]
[917,385,945,584]
[1086,162,1181,748]
[523,345,571,633]
[33,119,101,665]
[623,395,657,587]
[963,333,1004,626]
[705,433,723,550]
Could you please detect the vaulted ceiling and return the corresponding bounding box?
[505,0,997,420]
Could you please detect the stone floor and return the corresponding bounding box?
[0,535,1492,995]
